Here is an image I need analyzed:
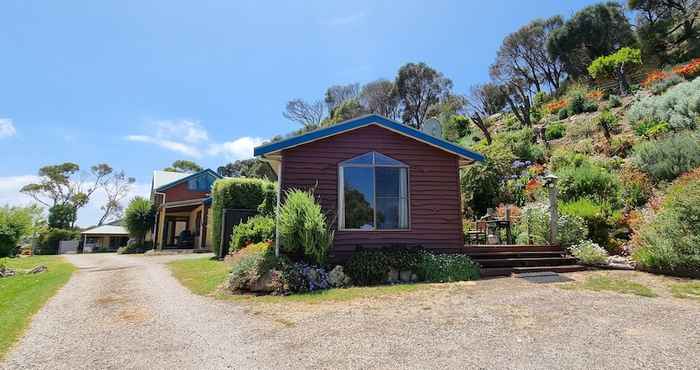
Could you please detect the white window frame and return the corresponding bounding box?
[338,152,410,231]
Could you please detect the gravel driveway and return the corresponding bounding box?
[3,254,699,370]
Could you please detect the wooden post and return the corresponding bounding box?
[546,174,559,245]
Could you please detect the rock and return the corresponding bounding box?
[399,270,412,283]
[606,255,635,270]
[328,265,351,288]
[250,270,275,292]
[387,269,399,283]
[0,265,16,278]
[28,265,47,274]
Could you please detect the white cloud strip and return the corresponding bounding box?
[126,119,264,161]
[0,118,17,138]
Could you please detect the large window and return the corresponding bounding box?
[339,152,409,230]
[187,173,216,191]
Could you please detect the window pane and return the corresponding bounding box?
[377,197,408,229]
[374,152,405,166]
[376,167,401,197]
[341,152,373,165]
[343,167,374,229]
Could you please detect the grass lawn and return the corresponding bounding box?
[0,256,76,359]
[167,257,230,296]
[669,281,700,301]
[167,256,427,304]
[563,275,657,298]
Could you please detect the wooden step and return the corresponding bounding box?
[475,256,578,268]
[463,245,564,253]
[467,251,566,259]
[481,264,586,277]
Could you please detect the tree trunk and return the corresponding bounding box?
[470,113,492,145]
[617,65,630,96]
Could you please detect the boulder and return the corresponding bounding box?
[328,265,352,288]
[250,270,275,292]
[0,265,16,278]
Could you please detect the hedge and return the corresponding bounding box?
[210,178,276,256]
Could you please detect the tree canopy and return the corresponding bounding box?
[217,158,276,181]
[547,2,636,79]
[123,197,155,244]
[163,160,203,173]
[396,62,453,129]
[629,0,700,63]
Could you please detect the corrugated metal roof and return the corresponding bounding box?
[81,225,129,235]
[152,170,189,190]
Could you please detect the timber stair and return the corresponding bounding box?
[464,245,586,277]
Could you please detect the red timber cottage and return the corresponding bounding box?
[150,169,221,250]
[254,114,485,260]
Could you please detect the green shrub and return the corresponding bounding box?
[461,141,516,216]
[633,170,700,277]
[558,107,570,120]
[570,240,608,265]
[650,73,684,95]
[632,133,700,181]
[549,149,592,172]
[556,163,620,203]
[618,166,653,209]
[559,198,617,251]
[515,203,588,247]
[0,206,35,257]
[35,228,79,255]
[229,215,275,252]
[345,248,480,285]
[211,178,276,256]
[229,242,278,291]
[568,93,587,115]
[417,253,480,283]
[545,122,566,141]
[278,189,333,264]
[628,77,700,131]
[608,94,622,108]
[123,197,155,244]
[493,128,545,163]
[345,249,390,285]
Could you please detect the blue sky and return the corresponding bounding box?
[0,0,599,225]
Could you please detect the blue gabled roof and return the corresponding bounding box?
[253,114,485,162]
[155,168,222,192]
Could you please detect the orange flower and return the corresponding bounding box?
[642,70,668,88]
[525,178,541,192]
[672,58,700,78]
[586,90,604,101]
[545,99,567,114]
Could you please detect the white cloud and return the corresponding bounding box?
[124,119,210,158]
[323,13,366,26]
[126,135,202,158]
[0,118,17,138]
[0,175,40,206]
[126,119,264,161]
[208,137,265,161]
[153,119,209,143]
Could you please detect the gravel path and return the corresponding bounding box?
[1,253,276,369]
[3,254,700,370]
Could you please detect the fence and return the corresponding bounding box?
[218,208,258,259]
[58,240,79,254]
